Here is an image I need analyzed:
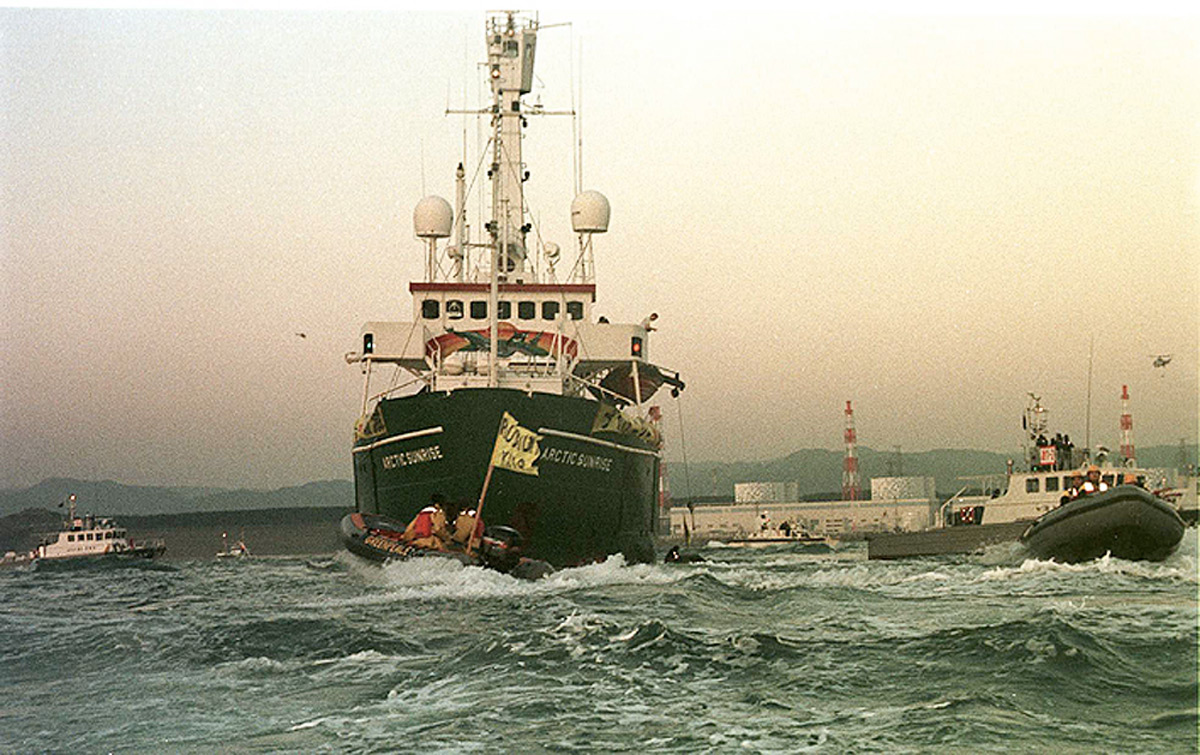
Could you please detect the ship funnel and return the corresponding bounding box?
[414,196,453,238]
[571,191,610,233]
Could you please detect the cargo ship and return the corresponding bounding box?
[343,12,683,567]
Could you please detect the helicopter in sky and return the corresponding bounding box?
[1150,354,1172,369]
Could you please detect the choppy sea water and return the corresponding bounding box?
[2,531,1196,754]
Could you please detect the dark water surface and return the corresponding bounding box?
[2,531,1196,753]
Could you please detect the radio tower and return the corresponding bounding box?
[1119,385,1135,467]
[843,400,860,501]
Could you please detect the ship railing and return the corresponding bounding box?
[937,485,972,528]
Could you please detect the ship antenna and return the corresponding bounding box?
[577,38,584,195]
[570,24,580,195]
[1085,334,1094,459]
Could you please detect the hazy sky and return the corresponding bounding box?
[2,8,1197,489]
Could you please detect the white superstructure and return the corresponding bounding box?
[345,12,682,424]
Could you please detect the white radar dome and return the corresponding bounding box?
[414,196,453,238]
[571,191,610,233]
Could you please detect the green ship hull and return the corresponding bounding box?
[352,388,660,567]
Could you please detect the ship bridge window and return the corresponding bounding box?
[68,534,75,542]
[566,301,583,320]
[421,300,440,319]
[542,301,559,320]
[518,301,535,320]
[446,300,464,320]
[498,301,512,319]
[1025,478,1040,493]
[470,301,487,319]
[1045,476,1059,492]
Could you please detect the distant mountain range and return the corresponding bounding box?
[1,443,1192,516]
[0,478,353,517]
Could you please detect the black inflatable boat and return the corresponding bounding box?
[1019,485,1185,563]
[340,512,553,580]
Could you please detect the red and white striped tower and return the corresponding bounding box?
[842,400,860,501]
[1119,385,1135,466]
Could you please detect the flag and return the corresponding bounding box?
[490,412,542,476]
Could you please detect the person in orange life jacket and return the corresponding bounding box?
[1079,465,1108,496]
[402,495,458,550]
[449,502,485,551]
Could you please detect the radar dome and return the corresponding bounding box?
[571,191,610,233]
[414,196,453,238]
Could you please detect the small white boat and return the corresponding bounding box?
[723,516,836,550]
[216,531,251,559]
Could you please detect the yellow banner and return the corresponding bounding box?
[591,403,662,449]
[490,412,542,476]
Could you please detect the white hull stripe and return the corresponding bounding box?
[353,426,444,454]
[538,427,660,458]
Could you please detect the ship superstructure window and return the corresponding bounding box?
[1025,478,1039,493]
[68,535,75,542]
[518,301,535,320]
[470,301,487,319]
[1045,477,1059,492]
[498,301,512,319]
[1102,474,1115,486]
[421,300,440,319]
[566,301,583,320]
[542,301,559,320]
[446,300,464,320]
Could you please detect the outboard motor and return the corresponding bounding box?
[478,526,524,573]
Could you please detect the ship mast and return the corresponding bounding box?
[486,12,537,385]
[486,11,537,282]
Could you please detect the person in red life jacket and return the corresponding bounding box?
[449,503,485,551]
[402,494,457,550]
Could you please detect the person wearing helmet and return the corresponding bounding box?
[1062,470,1085,504]
[1080,465,1108,495]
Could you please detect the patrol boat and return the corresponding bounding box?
[33,495,166,564]
[343,13,683,568]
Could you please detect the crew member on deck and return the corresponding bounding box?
[640,312,658,331]
[402,495,458,550]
